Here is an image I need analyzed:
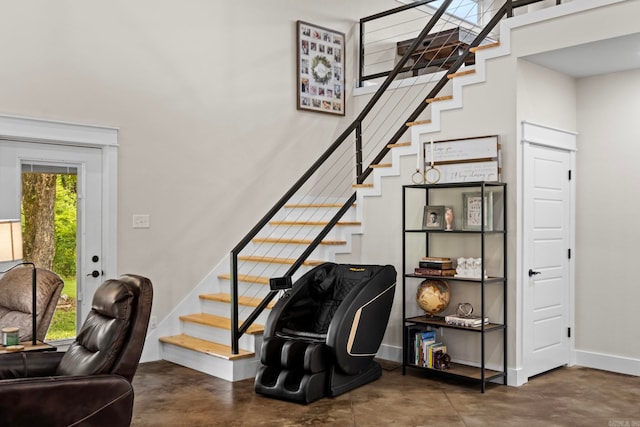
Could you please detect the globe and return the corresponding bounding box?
[416,279,450,316]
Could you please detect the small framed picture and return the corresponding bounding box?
[423,206,445,230]
[462,192,493,231]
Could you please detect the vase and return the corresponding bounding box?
[445,207,453,231]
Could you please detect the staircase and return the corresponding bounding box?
[154,0,552,381]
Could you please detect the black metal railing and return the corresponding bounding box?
[229,0,551,354]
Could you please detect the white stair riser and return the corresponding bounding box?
[234,263,312,280]
[200,299,273,326]
[160,343,261,382]
[180,321,257,351]
[275,207,357,222]
[262,224,358,240]
[242,245,338,261]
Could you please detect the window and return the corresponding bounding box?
[430,0,479,24]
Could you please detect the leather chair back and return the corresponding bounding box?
[56,274,152,381]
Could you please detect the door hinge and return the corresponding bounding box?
[568,248,571,259]
[568,170,572,180]
[567,327,571,338]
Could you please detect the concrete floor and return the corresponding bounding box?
[131,360,639,426]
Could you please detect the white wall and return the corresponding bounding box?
[575,69,640,361]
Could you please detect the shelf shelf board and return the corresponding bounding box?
[406,274,505,284]
[406,315,505,332]
[406,361,505,381]
[404,228,505,234]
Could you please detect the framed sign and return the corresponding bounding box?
[421,136,501,184]
[297,21,345,115]
[462,191,493,231]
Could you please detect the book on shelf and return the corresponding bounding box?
[421,257,451,262]
[413,330,436,366]
[419,261,453,269]
[415,268,457,277]
[444,314,489,327]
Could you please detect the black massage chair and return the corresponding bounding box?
[254,262,396,403]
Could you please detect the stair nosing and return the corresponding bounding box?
[160,334,254,360]
[269,220,361,226]
[252,237,346,245]
[238,255,324,266]
[199,292,276,309]
[179,313,264,335]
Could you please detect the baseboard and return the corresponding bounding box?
[575,350,640,377]
[376,343,402,363]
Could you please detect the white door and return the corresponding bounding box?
[0,141,103,328]
[523,140,573,379]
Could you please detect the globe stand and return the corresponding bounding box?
[421,313,445,322]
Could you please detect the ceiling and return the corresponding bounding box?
[523,33,640,78]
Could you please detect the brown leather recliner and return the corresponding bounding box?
[0,274,153,427]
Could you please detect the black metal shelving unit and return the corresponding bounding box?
[401,181,507,392]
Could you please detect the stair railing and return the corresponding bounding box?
[230,0,550,354]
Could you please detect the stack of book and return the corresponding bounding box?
[444,314,489,327]
[411,329,448,368]
[414,257,456,277]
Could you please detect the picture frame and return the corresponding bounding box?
[423,205,445,230]
[462,192,493,231]
[296,21,345,116]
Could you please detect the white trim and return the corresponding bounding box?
[0,114,118,147]
[521,121,577,151]
[0,114,118,277]
[575,350,640,377]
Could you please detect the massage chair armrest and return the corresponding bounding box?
[0,351,65,380]
[0,374,134,427]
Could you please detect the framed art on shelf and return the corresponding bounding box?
[423,206,445,230]
[462,192,493,231]
[297,21,345,116]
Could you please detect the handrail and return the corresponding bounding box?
[230,0,551,354]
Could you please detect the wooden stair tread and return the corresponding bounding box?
[218,273,269,285]
[470,41,500,53]
[426,95,453,103]
[352,183,373,188]
[406,119,432,127]
[370,163,391,169]
[238,255,324,266]
[180,313,264,335]
[269,220,361,226]
[448,69,476,79]
[199,293,276,309]
[160,334,254,360]
[387,141,411,148]
[253,237,346,246]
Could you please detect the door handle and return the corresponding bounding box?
[87,270,101,278]
[528,269,541,277]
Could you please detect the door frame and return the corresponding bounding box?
[0,114,119,279]
[518,120,576,385]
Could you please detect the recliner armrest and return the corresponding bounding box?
[0,351,64,380]
[0,374,133,427]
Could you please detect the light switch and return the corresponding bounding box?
[132,214,150,229]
